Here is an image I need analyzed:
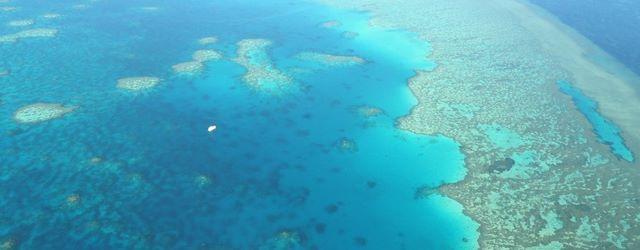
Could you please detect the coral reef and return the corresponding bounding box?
[198,36,218,45]
[233,39,293,91]
[558,80,634,162]
[139,6,160,12]
[6,19,34,27]
[0,28,58,43]
[320,0,640,248]
[355,105,385,117]
[414,185,438,199]
[0,6,17,12]
[195,175,212,187]
[89,157,103,165]
[72,4,88,10]
[42,13,61,19]
[0,239,15,250]
[116,76,160,91]
[192,49,222,62]
[295,52,365,66]
[320,20,341,28]
[66,194,81,206]
[335,137,358,152]
[172,61,204,74]
[13,103,76,124]
[342,31,359,39]
[259,230,301,250]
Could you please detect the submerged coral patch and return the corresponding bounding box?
[0,28,58,43]
[42,13,61,19]
[13,103,76,124]
[1,238,16,250]
[139,6,160,12]
[320,20,341,28]
[260,231,301,249]
[296,52,365,66]
[198,36,217,45]
[342,31,359,39]
[72,4,89,10]
[335,137,358,152]
[66,193,81,206]
[172,61,204,74]
[89,157,103,165]
[233,39,293,91]
[16,28,57,38]
[414,185,439,199]
[116,76,160,91]
[195,175,212,188]
[487,158,515,173]
[6,19,34,27]
[0,6,17,12]
[192,49,222,62]
[356,105,385,117]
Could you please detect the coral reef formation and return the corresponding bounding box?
[6,19,34,27]
[295,52,365,66]
[414,185,439,199]
[320,20,341,28]
[139,6,160,12]
[195,175,212,188]
[192,49,222,62]
[356,105,385,117]
[0,28,58,43]
[198,36,217,45]
[42,13,61,19]
[0,6,17,12]
[335,137,358,152]
[116,77,160,91]
[0,239,15,250]
[233,39,292,91]
[320,0,640,248]
[259,230,302,250]
[13,103,76,123]
[172,61,204,74]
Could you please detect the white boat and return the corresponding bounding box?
[208,124,217,132]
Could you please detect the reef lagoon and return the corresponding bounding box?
[2,0,640,249]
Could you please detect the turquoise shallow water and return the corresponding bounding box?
[0,0,478,249]
[558,80,635,162]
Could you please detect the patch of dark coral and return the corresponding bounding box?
[487,157,515,173]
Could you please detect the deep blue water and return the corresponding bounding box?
[530,0,640,76]
[558,80,635,162]
[0,0,477,249]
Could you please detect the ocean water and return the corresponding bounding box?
[0,0,478,249]
[530,0,640,76]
